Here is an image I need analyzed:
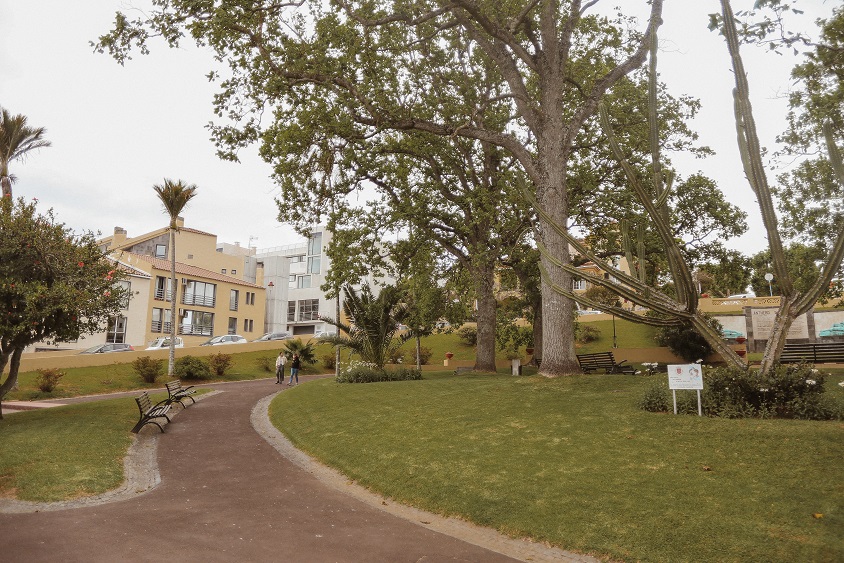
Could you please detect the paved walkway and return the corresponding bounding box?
[1,379,596,562]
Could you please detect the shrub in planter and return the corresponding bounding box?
[35,368,65,393]
[174,356,212,380]
[132,356,163,384]
[208,353,233,377]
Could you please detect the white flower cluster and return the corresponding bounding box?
[806,379,817,386]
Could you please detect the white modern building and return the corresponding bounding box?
[254,226,395,337]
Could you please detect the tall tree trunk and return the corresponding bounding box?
[168,226,177,376]
[415,335,422,371]
[0,347,24,419]
[473,261,498,372]
[759,296,800,374]
[1,176,11,199]
[531,297,543,367]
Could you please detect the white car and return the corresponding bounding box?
[145,337,184,350]
[200,334,247,346]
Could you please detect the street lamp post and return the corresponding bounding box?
[765,273,774,296]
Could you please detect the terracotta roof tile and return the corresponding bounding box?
[130,254,263,289]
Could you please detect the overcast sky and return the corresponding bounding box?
[0,1,836,255]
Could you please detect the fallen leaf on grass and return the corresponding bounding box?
[813,513,823,519]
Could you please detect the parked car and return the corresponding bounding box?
[819,327,844,337]
[200,334,247,346]
[577,309,602,316]
[253,331,292,342]
[79,343,135,354]
[721,329,745,339]
[145,337,184,350]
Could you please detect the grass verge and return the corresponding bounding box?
[271,371,844,563]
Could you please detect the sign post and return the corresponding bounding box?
[667,364,703,416]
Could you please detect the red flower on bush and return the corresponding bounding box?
[77,261,84,267]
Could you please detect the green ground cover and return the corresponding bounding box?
[271,371,844,563]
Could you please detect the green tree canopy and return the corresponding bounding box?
[0,197,128,416]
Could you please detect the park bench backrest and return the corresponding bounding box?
[136,391,153,415]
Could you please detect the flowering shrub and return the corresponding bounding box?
[35,368,64,393]
[639,363,844,420]
[336,361,423,383]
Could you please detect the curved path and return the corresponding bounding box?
[2,378,595,562]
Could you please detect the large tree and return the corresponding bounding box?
[0,197,127,417]
[95,0,665,376]
[153,179,197,377]
[0,107,51,199]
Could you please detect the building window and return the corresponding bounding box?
[288,275,296,289]
[106,316,127,343]
[222,269,227,274]
[228,317,237,335]
[298,299,319,321]
[307,256,321,274]
[151,308,172,333]
[245,291,255,305]
[155,276,172,301]
[187,254,193,260]
[307,232,322,256]
[230,289,239,311]
[155,244,167,258]
[231,269,237,275]
[296,275,311,289]
[243,319,254,333]
[287,301,296,322]
[118,280,132,309]
[180,310,214,336]
[183,280,217,307]
[290,255,305,263]
[572,279,587,291]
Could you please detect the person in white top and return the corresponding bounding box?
[275,351,287,384]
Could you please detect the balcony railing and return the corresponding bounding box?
[154,289,174,301]
[151,321,173,333]
[182,293,216,308]
[230,299,239,311]
[179,324,213,336]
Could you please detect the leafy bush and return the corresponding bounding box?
[639,363,844,420]
[322,353,336,370]
[131,356,163,384]
[208,353,233,376]
[35,368,64,393]
[387,348,405,364]
[256,356,274,373]
[654,318,721,362]
[417,346,432,365]
[174,356,212,380]
[336,361,423,384]
[281,339,317,365]
[575,324,601,344]
[457,325,477,346]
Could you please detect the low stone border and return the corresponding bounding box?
[0,390,221,514]
[252,392,599,563]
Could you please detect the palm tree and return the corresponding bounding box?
[153,179,197,377]
[0,107,51,198]
[321,283,408,369]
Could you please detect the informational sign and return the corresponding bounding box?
[751,308,809,340]
[667,364,703,390]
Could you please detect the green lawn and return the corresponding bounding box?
[0,397,143,501]
[271,371,844,563]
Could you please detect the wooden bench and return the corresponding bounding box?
[165,379,197,407]
[131,391,171,433]
[780,342,844,365]
[576,352,638,374]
